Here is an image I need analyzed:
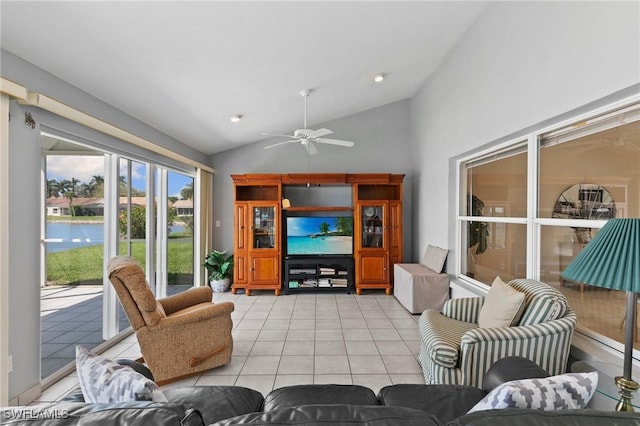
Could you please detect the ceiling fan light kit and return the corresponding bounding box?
[373,73,385,83]
[263,89,355,155]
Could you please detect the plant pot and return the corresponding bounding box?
[210,278,230,293]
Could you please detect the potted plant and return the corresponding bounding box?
[203,249,233,292]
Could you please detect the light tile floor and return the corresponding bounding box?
[40,285,187,378]
[36,290,424,402]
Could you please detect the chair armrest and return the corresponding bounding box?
[154,301,234,330]
[419,309,477,369]
[442,296,484,323]
[459,314,577,386]
[159,286,213,315]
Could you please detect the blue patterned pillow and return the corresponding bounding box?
[468,372,597,413]
[76,345,167,403]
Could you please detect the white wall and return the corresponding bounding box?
[410,1,640,283]
[1,50,210,403]
[209,100,413,258]
[6,101,42,404]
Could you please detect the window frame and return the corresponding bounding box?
[456,137,529,289]
[455,93,640,355]
[40,130,198,350]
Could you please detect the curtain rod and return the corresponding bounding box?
[0,77,27,100]
[1,83,214,173]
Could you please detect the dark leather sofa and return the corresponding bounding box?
[3,357,639,425]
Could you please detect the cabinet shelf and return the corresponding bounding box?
[284,256,354,294]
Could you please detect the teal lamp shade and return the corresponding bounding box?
[561,218,640,292]
[561,218,640,411]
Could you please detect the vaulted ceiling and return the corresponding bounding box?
[1,1,487,154]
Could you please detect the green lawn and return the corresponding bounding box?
[46,239,195,285]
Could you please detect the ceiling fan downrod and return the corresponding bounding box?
[300,89,311,130]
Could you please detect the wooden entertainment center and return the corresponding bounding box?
[231,173,404,296]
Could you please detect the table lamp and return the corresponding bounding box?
[561,218,640,411]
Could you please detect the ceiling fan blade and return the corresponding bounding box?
[315,137,355,147]
[305,140,319,155]
[261,132,298,140]
[264,140,298,150]
[307,128,333,138]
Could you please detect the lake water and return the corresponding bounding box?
[287,235,353,255]
[46,222,187,253]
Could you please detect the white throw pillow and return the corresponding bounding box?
[468,372,598,413]
[76,345,167,403]
[421,245,448,273]
[478,276,526,328]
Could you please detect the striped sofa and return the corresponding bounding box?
[418,279,576,388]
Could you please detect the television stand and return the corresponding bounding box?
[283,256,354,294]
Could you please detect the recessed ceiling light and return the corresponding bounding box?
[373,73,385,83]
[230,114,242,123]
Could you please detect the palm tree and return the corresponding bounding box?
[58,179,73,196]
[89,175,104,197]
[71,177,80,193]
[335,217,353,235]
[118,176,128,196]
[46,179,61,198]
[118,175,146,197]
[319,222,330,235]
[181,182,193,200]
[59,179,77,216]
[91,175,104,186]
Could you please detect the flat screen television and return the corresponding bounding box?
[285,215,353,256]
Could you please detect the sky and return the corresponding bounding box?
[46,155,193,198]
[287,217,345,236]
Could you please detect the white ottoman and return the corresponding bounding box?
[394,263,450,314]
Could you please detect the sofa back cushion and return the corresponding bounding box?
[508,279,569,326]
[4,402,205,426]
[214,405,440,426]
[162,386,265,425]
[263,384,378,412]
[379,383,487,424]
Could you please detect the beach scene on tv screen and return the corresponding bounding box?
[287,216,353,255]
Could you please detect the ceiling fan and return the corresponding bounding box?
[263,89,355,155]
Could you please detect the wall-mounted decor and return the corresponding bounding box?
[553,183,616,243]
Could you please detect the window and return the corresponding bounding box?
[457,98,640,353]
[43,145,112,379]
[167,171,194,291]
[459,144,528,285]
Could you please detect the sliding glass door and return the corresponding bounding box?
[166,170,195,297]
[42,136,109,379]
[41,132,197,381]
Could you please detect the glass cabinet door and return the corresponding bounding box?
[252,205,276,249]
[361,204,384,248]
